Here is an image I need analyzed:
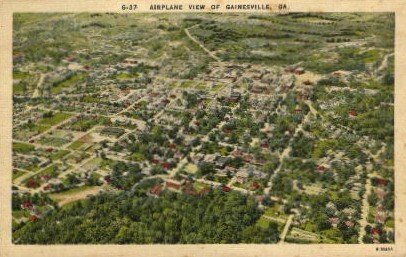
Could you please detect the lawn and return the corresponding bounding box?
[185,163,198,174]
[12,169,26,180]
[12,210,30,220]
[116,72,138,80]
[22,164,60,185]
[386,217,394,228]
[51,73,87,94]
[264,203,288,220]
[13,83,26,94]
[38,112,72,126]
[14,123,49,141]
[257,216,271,229]
[13,142,35,154]
[82,157,103,170]
[130,152,146,162]
[49,185,103,206]
[50,149,71,160]
[193,181,210,191]
[38,136,70,147]
[70,116,109,132]
[68,139,86,150]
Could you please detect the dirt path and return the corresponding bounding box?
[375,52,394,78]
[184,27,221,62]
[32,73,46,98]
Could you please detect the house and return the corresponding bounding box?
[30,215,39,222]
[243,154,253,163]
[303,80,313,85]
[222,185,231,192]
[326,201,337,211]
[376,178,388,186]
[294,67,305,75]
[191,153,204,163]
[236,170,249,184]
[344,220,355,228]
[149,184,163,197]
[122,58,138,67]
[342,207,356,218]
[375,211,387,224]
[329,217,339,227]
[376,188,386,200]
[227,92,241,103]
[316,165,327,173]
[261,142,269,149]
[231,149,243,157]
[251,181,260,190]
[165,179,184,190]
[348,110,357,119]
[162,162,171,170]
[251,86,264,94]
[371,228,381,236]
[22,201,33,210]
[204,154,218,163]
[215,157,229,169]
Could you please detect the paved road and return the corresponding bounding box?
[358,173,372,243]
[279,214,294,244]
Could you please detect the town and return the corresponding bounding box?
[12,12,394,244]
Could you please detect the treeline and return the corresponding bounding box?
[13,190,280,244]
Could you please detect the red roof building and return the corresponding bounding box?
[222,185,231,192]
[371,228,381,235]
[251,182,260,190]
[377,178,388,186]
[166,181,181,190]
[348,110,357,119]
[150,184,163,197]
[22,201,33,210]
[344,220,355,228]
[316,165,327,173]
[303,80,313,85]
[261,142,269,149]
[30,215,39,222]
[162,162,171,170]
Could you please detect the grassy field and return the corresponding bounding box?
[38,112,72,126]
[51,73,87,94]
[50,149,71,160]
[116,72,138,80]
[13,142,35,154]
[22,164,60,185]
[12,169,27,180]
[14,123,49,141]
[38,136,70,147]
[49,185,103,206]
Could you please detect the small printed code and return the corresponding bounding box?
[376,247,393,252]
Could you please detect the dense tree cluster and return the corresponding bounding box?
[13,190,279,244]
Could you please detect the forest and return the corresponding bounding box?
[13,190,280,244]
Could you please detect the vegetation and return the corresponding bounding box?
[13,190,279,244]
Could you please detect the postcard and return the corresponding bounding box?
[0,0,405,256]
